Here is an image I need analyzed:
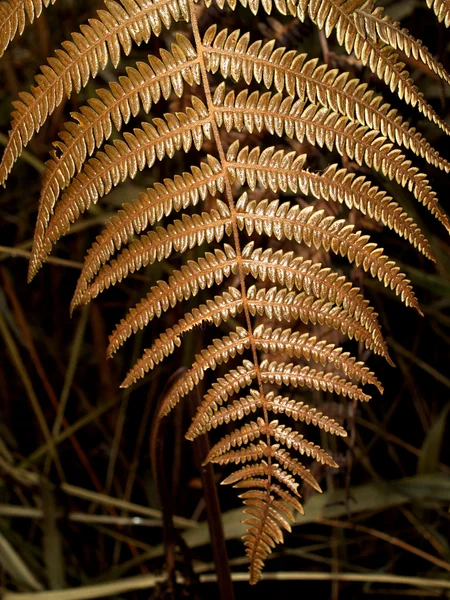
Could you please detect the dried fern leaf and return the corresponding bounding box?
[31,98,211,274]
[205,416,338,466]
[189,387,347,440]
[226,142,434,260]
[117,282,390,389]
[175,321,380,438]
[246,286,389,358]
[427,0,450,26]
[259,359,370,402]
[70,155,223,310]
[190,360,368,439]
[210,440,320,492]
[0,0,190,185]
[241,242,385,329]
[30,34,200,282]
[0,0,56,58]
[84,234,384,341]
[236,194,421,314]
[203,26,450,173]
[295,0,450,137]
[117,287,244,383]
[77,205,233,302]
[355,5,450,85]
[253,325,382,391]
[214,87,449,231]
[205,0,299,17]
[242,242,388,356]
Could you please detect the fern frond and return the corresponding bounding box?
[226,142,434,260]
[0,0,189,184]
[3,0,450,586]
[31,97,211,274]
[427,0,450,26]
[188,360,368,439]
[295,0,450,138]
[76,205,233,301]
[31,34,200,282]
[205,416,338,466]
[214,87,449,231]
[208,439,321,491]
[354,5,450,85]
[117,281,390,388]
[189,388,347,440]
[203,26,450,172]
[163,270,376,406]
[180,324,381,439]
[253,325,382,391]
[223,462,302,495]
[0,0,56,58]
[259,359,370,402]
[236,194,421,314]
[70,155,223,310]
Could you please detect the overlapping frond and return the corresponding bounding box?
[30,97,211,275]
[427,0,450,26]
[118,282,391,391]
[30,33,200,282]
[203,26,450,173]
[0,0,190,184]
[235,194,421,313]
[226,144,434,260]
[70,155,224,311]
[0,0,56,58]
[354,5,450,85]
[226,142,434,259]
[294,0,450,138]
[214,86,449,231]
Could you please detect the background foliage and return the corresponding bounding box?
[0,0,450,597]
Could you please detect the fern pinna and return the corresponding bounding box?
[1,0,449,583]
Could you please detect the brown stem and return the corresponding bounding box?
[188,387,235,600]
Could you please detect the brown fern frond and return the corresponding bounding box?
[427,0,450,26]
[189,361,368,439]
[111,286,242,357]
[0,0,189,184]
[270,447,322,492]
[85,234,384,335]
[210,440,267,465]
[236,194,421,314]
[210,438,321,492]
[30,34,200,282]
[203,26,450,172]
[117,282,390,389]
[214,87,449,230]
[205,416,338,466]
[188,388,347,440]
[206,0,297,17]
[31,97,211,275]
[0,0,56,58]
[295,0,450,137]
[253,325,382,391]
[70,155,224,310]
[76,205,233,302]
[354,5,450,85]
[264,391,348,435]
[226,141,434,260]
[259,359,370,402]
[5,0,449,584]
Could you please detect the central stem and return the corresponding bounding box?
[187,0,274,581]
